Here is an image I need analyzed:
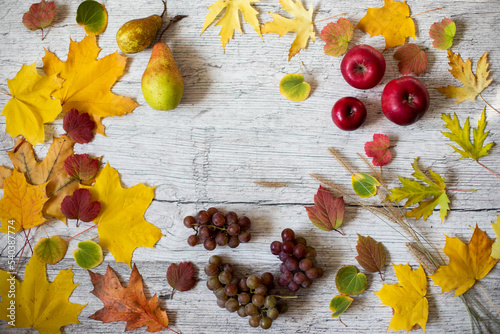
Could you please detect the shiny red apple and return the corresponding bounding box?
[340,44,386,89]
[331,97,367,131]
[381,76,430,126]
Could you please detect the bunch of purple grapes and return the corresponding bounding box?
[184,208,251,250]
[270,228,323,292]
[205,255,288,329]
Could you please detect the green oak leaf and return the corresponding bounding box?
[329,295,353,318]
[352,172,380,198]
[336,265,367,296]
[279,73,311,102]
[34,235,68,265]
[76,0,107,35]
[73,240,103,269]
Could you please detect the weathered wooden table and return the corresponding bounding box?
[0,0,499,333]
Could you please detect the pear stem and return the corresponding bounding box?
[161,0,167,18]
[158,15,188,42]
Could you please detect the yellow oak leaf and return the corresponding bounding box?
[82,163,162,267]
[201,0,262,51]
[431,225,498,296]
[0,63,63,145]
[42,35,138,135]
[492,214,500,259]
[374,264,428,333]
[356,0,415,50]
[8,135,78,223]
[436,50,492,104]
[0,170,48,233]
[261,0,315,61]
[0,256,86,333]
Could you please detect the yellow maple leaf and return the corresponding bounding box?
[0,256,86,333]
[42,35,138,135]
[374,264,428,333]
[261,0,315,61]
[82,163,163,267]
[431,225,498,296]
[492,214,500,259]
[436,50,492,104]
[201,0,262,51]
[0,170,48,233]
[356,0,415,50]
[0,166,13,188]
[9,135,78,223]
[0,63,63,145]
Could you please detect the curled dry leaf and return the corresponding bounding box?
[393,43,428,76]
[320,18,353,57]
[167,262,197,297]
[22,0,56,39]
[63,109,96,144]
[364,133,392,167]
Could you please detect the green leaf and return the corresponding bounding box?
[335,266,367,295]
[355,234,386,277]
[387,158,450,222]
[76,0,107,36]
[279,73,311,102]
[73,240,103,269]
[320,18,354,57]
[34,235,68,265]
[352,172,380,198]
[429,18,456,50]
[329,295,353,318]
[441,108,494,162]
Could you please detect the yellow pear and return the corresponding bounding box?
[141,42,184,110]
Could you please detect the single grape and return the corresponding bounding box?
[237,216,251,230]
[238,230,251,243]
[295,236,307,246]
[246,275,260,289]
[217,299,226,308]
[264,296,276,309]
[237,306,247,318]
[227,223,241,236]
[199,226,211,240]
[218,270,232,285]
[212,211,226,227]
[260,316,272,329]
[270,241,282,255]
[277,276,287,287]
[230,277,239,285]
[209,255,222,266]
[204,263,219,276]
[225,298,239,312]
[206,207,218,216]
[317,267,324,278]
[238,278,249,292]
[225,283,238,297]
[299,258,313,272]
[306,268,319,280]
[285,257,299,272]
[187,234,198,247]
[203,238,216,251]
[288,281,300,292]
[245,303,259,316]
[254,284,267,295]
[223,263,234,273]
[279,251,291,262]
[252,293,265,307]
[281,228,295,242]
[261,272,274,288]
[228,236,240,248]
[196,210,210,224]
[215,232,229,246]
[183,216,196,228]
[282,240,295,253]
[238,292,251,305]
[207,276,222,291]
[306,246,317,259]
[280,270,293,286]
[267,308,279,320]
[249,315,261,328]
[214,287,228,301]
[301,278,312,288]
[293,272,306,285]
[293,244,307,258]
[225,211,238,225]
[280,262,288,273]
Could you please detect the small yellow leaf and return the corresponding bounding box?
[492,215,500,259]
[0,63,62,145]
[356,0,415,50]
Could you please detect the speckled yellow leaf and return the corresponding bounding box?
[82,163,162,267]
[431,225,498,296]
[356,0,415,50]
[0,170,48,233]
[0,63,62,145]
[0,256,85,333]
[42,35,138,135]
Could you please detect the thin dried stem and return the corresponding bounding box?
[476,161,500,180]
[160,0,167,18]
[15,229,31,273]
[313,13,347,24]
[338,317,348,327]
[310,173,349,196]
[66,224,97,243]
[409,7,443,18]
[0,90,12,97]
[22,229,33,254]
[328,148,355,175]
[427,291,454,298]
[477,282,500,318]
[254,181,288,188]
[480,94,500,115]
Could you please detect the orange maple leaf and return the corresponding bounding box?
[0,170,48,233]
[42,35,138,135]
[89,265,169,332]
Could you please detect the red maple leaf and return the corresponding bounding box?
[305,185,345,233]
[364,134,392,167]
[22,0,56,40]
[167,262,197,298]
[61,188,100,226]
[64,154,100,181]
[63,108,96,144]
[393,44,428,77]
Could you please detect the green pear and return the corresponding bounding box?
[141,42,184,110]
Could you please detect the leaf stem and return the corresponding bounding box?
[480,94,500,115]
[476,161,500,180]
[409,7,443,18]
[426,290,454,298]
[446,188,477,192]
[0,90,12,97]
[15,229,31,273]
[477,282,500,318]
[67,224,97,243]
[22,229,33,254]
[338,317,348,327]
[270,295,299,299]
[313,13,347,24]
[167,327,180,334]
[379,271,384,281]
[334,229,345,235]
[170,289,175,300]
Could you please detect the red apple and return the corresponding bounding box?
[340,45,386,90]
[332,97,367,131]
[381,76,430,126]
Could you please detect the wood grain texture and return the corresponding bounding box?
[0,0,499,333]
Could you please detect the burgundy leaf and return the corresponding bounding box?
[355,234,386,279]
[393,43,428,77]
[22,0,56,31]
[64,154,100,181]
[166,262,196,294]
[305,185,345,232]
[61,188,101,225]
[364,133,392,167]
[63,108,96,144]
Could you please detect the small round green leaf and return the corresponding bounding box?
[352,172,380,198]
[73,240,103,269]
[76,0,108,35]
[34,235,68,265]
[329,295,354,318]
[335,265,367,295]
[279,73,311,102]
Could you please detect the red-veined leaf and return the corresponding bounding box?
[364,133,392,167]
[305,185,345,233]
[166,262,196,295]
[63,108,96,144]
[61,188,101,226]
[393,43,428,76]
[355,234,387,280]
[320,18,353,57]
